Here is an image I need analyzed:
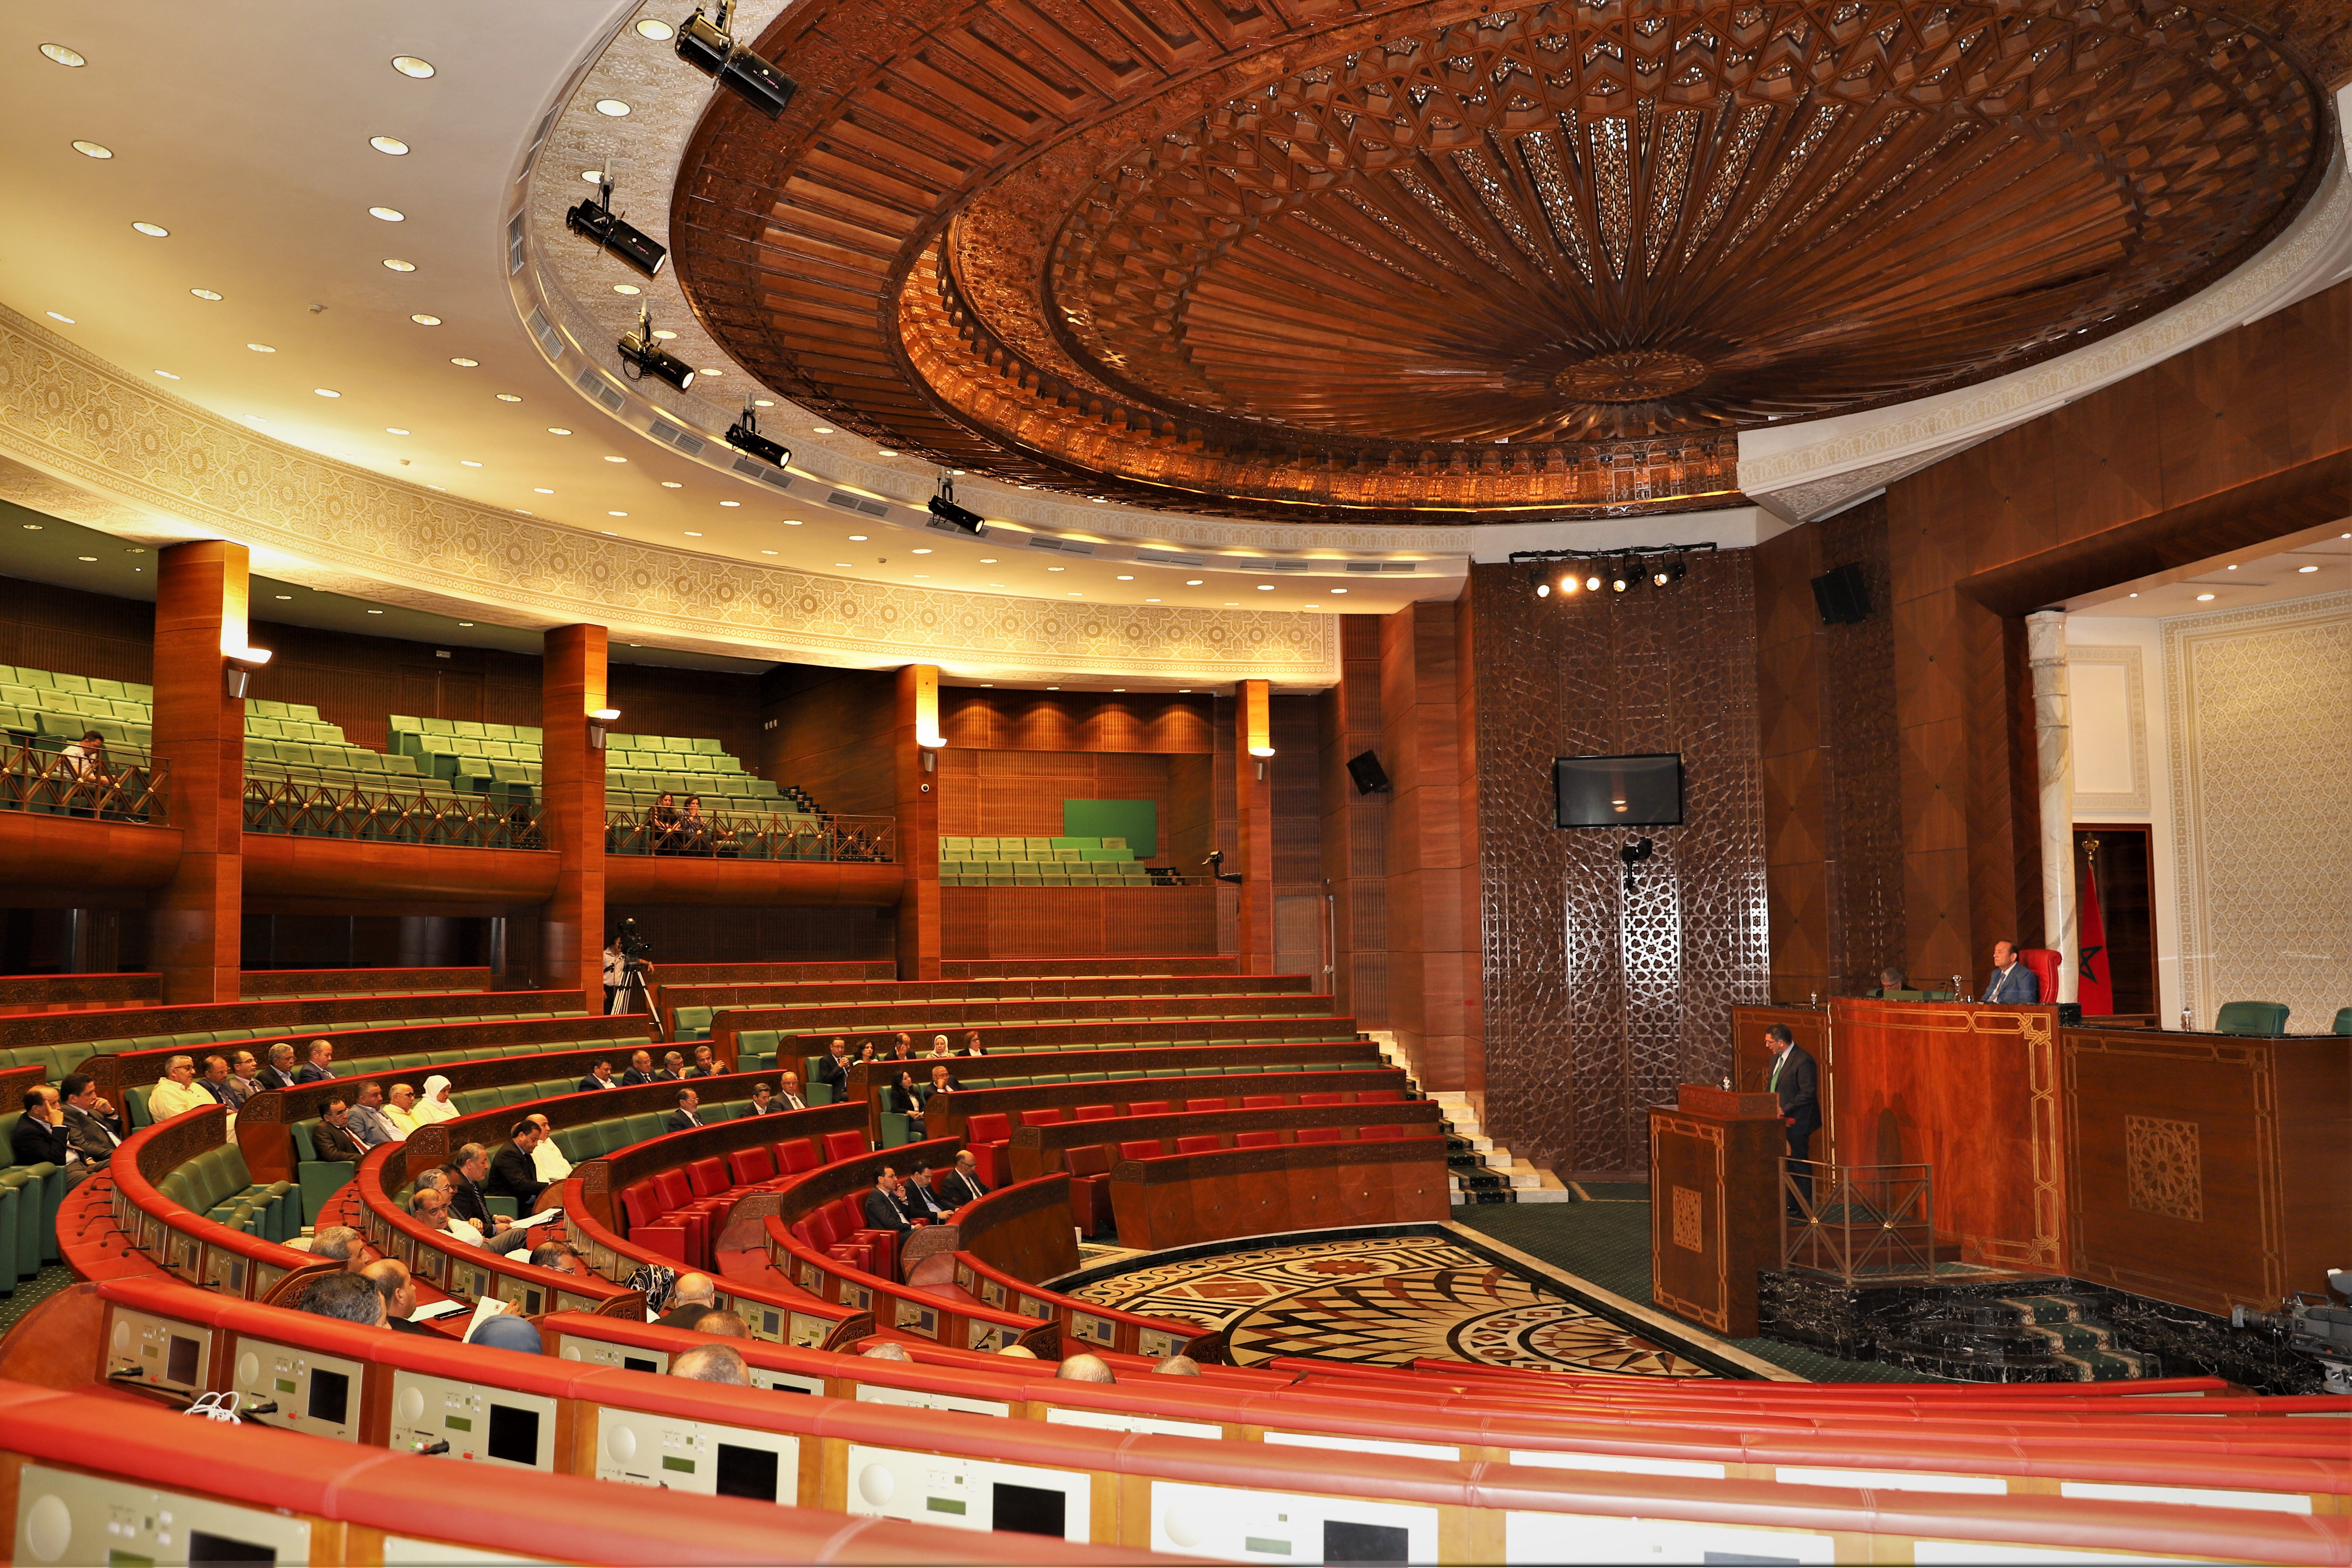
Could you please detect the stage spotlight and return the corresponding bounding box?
[1610,573,1630,593]
[1535,581,1550,598]
[1561,574,1579,595]
[1653,556,1688,587]
[1584,574,1601,592]
[675,3,799,119]
[617,305,695,390]
[927,475,985,535]
[564,176,667,278]
[725,401,789,467]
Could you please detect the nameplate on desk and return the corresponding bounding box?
[1674,1085,1781,1118]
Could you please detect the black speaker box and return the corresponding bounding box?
[1346,749,1391,795]
[1810,561,1872,625]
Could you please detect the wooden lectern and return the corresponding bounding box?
[1649,1085,1785,1337]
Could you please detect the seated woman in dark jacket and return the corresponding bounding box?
[646,791,680,854]
[886,1070,927,1138]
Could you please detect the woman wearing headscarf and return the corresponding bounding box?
[412,1075,460,1125]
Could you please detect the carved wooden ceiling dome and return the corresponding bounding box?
[674,0,2330,523]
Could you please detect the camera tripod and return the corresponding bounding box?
[609,958,664,1037]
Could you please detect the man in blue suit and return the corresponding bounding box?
[1980,940,2041,1003]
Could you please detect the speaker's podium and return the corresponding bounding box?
[1648,1085,1784,1337]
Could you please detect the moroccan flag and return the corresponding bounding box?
[2078,855,2114,1015]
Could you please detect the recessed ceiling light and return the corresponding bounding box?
[2196,592,2216,601]
[131,221,169,237]
[595,98,631,117]
[876,448,897,456]
[650,329,677,340]
[369,206,405,222]
[720,500,740,507]
[367,608,385,614]
[1090,497,1109,503]
[1329,588,1347,594]
[461,459,483,468]
[45,311,74,324]
[19,523,39,530]
[2226,564,2238,570]
[634,17,676,38]
[314,388,341,398]
[383,258,416,272]
[609,510,628,517]
[190,288,222,301]
[1111,688,1124,693]
[533,487,553,494]
[71,140,111,159]
[495,393,521,403]
[754,399,775,408]
[684,530,703,537]
[978,558,996,564]
[242,414,268,424]
[1116,574,1134,581]
[1145,597,1160,603]
[698,367,722,377]
[370,136,409,155]
[1256,584,1274,591]
[910,546,929,553]
[410,313,441,326]
[153,369,180,380]
[1046,565,1063,572]
[273,592,290,598]
[760,549,777,555]
[246,342,275,352]
[78,556,97,562]
[2298,564,2319,573]
[386,426,409,435]
[1304,603,1320,609]
[812,426,833,434]
[450,357,478,367]
[1067,591,1082,597]
[988,581,1005,587]
[782,519,802,526]
[848,535,869,541]
[612,283,641,296]
[458,621,474,627]
[579,169,606,185]
[601,530,617,536]
[40,43,88,67]
[659,480,682,488]
[390,55,435,78]
[834,562,852,567]
[604,454,627,463]
[1184,579,1203,586]
[1225,602,1239,607]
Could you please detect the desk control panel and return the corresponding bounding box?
[201,1245,249,1298]
[388,1371,557,1471]
[594,1407,800,1502]
[1046,1405,1219,1440]
[855,1383,1008,1418]
[845,1445,1089,1542]
[1505,1511,1834,1565]
[1150,1481,1437,1564]
[13,1463,310,1567]
[231,1337,364,1443]
[558,1337,669,1375]
[104,1308,209,1396]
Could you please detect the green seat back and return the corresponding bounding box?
[2335,1007,2352,1036]
[2214,1001,2290,1036]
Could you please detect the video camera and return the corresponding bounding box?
[614,918,653,964]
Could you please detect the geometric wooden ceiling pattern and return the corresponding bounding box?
[674,1,2330,524]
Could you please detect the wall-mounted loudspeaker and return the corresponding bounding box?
[1810,561,1872,625]
[1346,750,1391,795]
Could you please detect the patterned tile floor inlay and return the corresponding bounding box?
[1069,1233,1712,1374]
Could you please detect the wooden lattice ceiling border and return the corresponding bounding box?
[672,0,2333,524]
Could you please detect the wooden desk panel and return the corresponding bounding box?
[1009,1100,1445,1180]
[1107,1137,1449,1251]
[2064,1027,2351,1315]
[1649,1099,1783,1337]
[956,1174,1080,1284]
[1731,1004,1835,1170]
[1828,999,2065,1273]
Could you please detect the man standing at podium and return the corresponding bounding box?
[1765,1023,1820,1212]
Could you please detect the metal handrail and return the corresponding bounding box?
[0,737,169,823]
[1781,1160,1938,1284]
[242,763,540,849]
[606,808,895,863]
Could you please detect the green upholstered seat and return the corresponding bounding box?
[2214,1001,2290,1036]
[2334,1007,2352,1036]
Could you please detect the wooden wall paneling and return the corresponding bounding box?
[148,542,245,1003]
[1211,694,1237,955]
[242,621,543,754]
[952,750,1175,845]
[0,558,154,684]
[763,665,896,818]
[605,902,897,963]
[1232,680,1274,974]
[1753,524,1827,1005]
[1164,753,1214,881]
[1380,600,1481,1094]
[0,814,181,900]
[936,690,1213,755]
[540,626,607,1010]
[937,888,1218,957]
[241,836,561,911]
[604,664,763,768]
[894,665,940,980]
[1319,617,1387,1030]
[1451,588,1482,1101]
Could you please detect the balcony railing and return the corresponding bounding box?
[2,738,168,823]
[243,765,540,849]
[606,808,894,863]
[1781,1160,1938,1284]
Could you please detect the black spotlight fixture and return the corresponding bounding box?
[725,401,789,467]
[1651,556,1686,588]
[1610,571,1632,593]
[564,176,667,278]
[675,2,798,119]
[927,474,985,535]
[1619,835,1654,891]
[617,305,695,391]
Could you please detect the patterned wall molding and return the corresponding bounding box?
[0,307,1337,688]
[2066,644,2153,815]
[2162,592,2352,1032]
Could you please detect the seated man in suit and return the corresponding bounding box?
[666,1088,704,1132]
[411,1184,530,1254]
[861,1168,916,1233]
[11,1085,70,1173]
[815,1039,851,1094]
[924,1062,961,1100]
[745,1082,776,1116]
[364,1258,436,1334]
[774,1072,807,1112]
[345,1082,401,1149]
[656,1050,688,1082]
[442,1144,497,1233]
[310,1096,367,1164]
[938,1149,988,1208]
[259,1043,302,1093]
[224,1050,266,1110]
[903,1165,952,1223]
[1762,1023,1820,1213]
[293,1038,337,1084]
[578,1059,620,1093]
[1868,965,1909,999]
[682,1044,719,1079]
[1980,939,2041,1003]
[487,1119,548,1214]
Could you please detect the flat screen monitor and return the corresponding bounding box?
[486,1403,540,1466]
[715,1441,781,1502]
[991,1481,1068,1538]
[1554,754,1683,828]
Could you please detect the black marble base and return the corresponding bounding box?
[1759,1270,2332,1392]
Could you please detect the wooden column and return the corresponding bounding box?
[1318,618,1388,1027]
[1380,600,1480,1093]
[895,664,941,980]
[150,541,249,1003]
[541,625,607,1011]
[1232,678,1274,975]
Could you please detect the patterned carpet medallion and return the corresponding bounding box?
[1067,1233,1710,1375]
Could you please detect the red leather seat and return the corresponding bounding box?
[790,1218,816,1247]
[822,1130,867,1164]
[827,1241,872,1275]
[964,1113,1013,1186]
[650,1169,695,1212]
[1064,1144,1114,1236]
[1019,1108,1064,1128]
[729,1147,776,1187]
[1124,1100,1170,1117]
[1074,1104,1116,1122]
[1234,1130,1283,1149]
[2022,947,2061,1002]
[774,1138,819,1175]
[852,1228,899,1282]
[1358,1124,1404,1142]
[802,1205,840,1250]
[1241,1094,1286,1109]
[1118,1138,1165,1161]
[1298,1091,1344,1106]
[1174,1134,1223,1154]
[1297,1127,1343,1144]
[620,1180,663,1231]
[685,1157,731,1200]
[1354,1089,1403,1104]
[1184,1097,1228,1112]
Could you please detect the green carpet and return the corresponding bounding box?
[1456,1193,1940,1383]
[0,1265,74,1333]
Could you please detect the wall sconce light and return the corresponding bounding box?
[588,707,621,751]
[922,750,935,774]
[223,647,272,700]
[1243,678,1273,763]
[912,665,944,749]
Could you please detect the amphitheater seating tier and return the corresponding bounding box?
[939,834,1154,885]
